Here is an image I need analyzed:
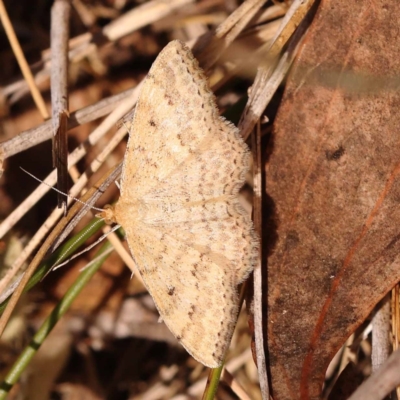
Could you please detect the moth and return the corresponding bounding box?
[100,40,258,367]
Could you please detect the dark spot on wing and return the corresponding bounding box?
[168,287,175,296]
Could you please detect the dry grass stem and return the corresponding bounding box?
[103,0,195,41]
[210,18,283,93]
[221,368,253,400]
[194,0,268,71]
[239,0,315,139]
[0,0,49,118]
[105,230,141,283]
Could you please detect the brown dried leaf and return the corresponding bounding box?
[265,0,400,398]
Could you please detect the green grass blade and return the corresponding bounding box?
[0,240,113,399]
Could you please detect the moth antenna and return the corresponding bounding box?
[20,167,105,213]
[52,224,121,270]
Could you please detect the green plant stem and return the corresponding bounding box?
[202,364,224,400]
[0,240,113,399]
[0,217,105,314]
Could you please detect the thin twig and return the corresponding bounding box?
[372,295,391,372]
[51,0,71,211]
[392,285,400,397]
[252,122,269,399]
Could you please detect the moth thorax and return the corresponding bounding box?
[113,199,142,226]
